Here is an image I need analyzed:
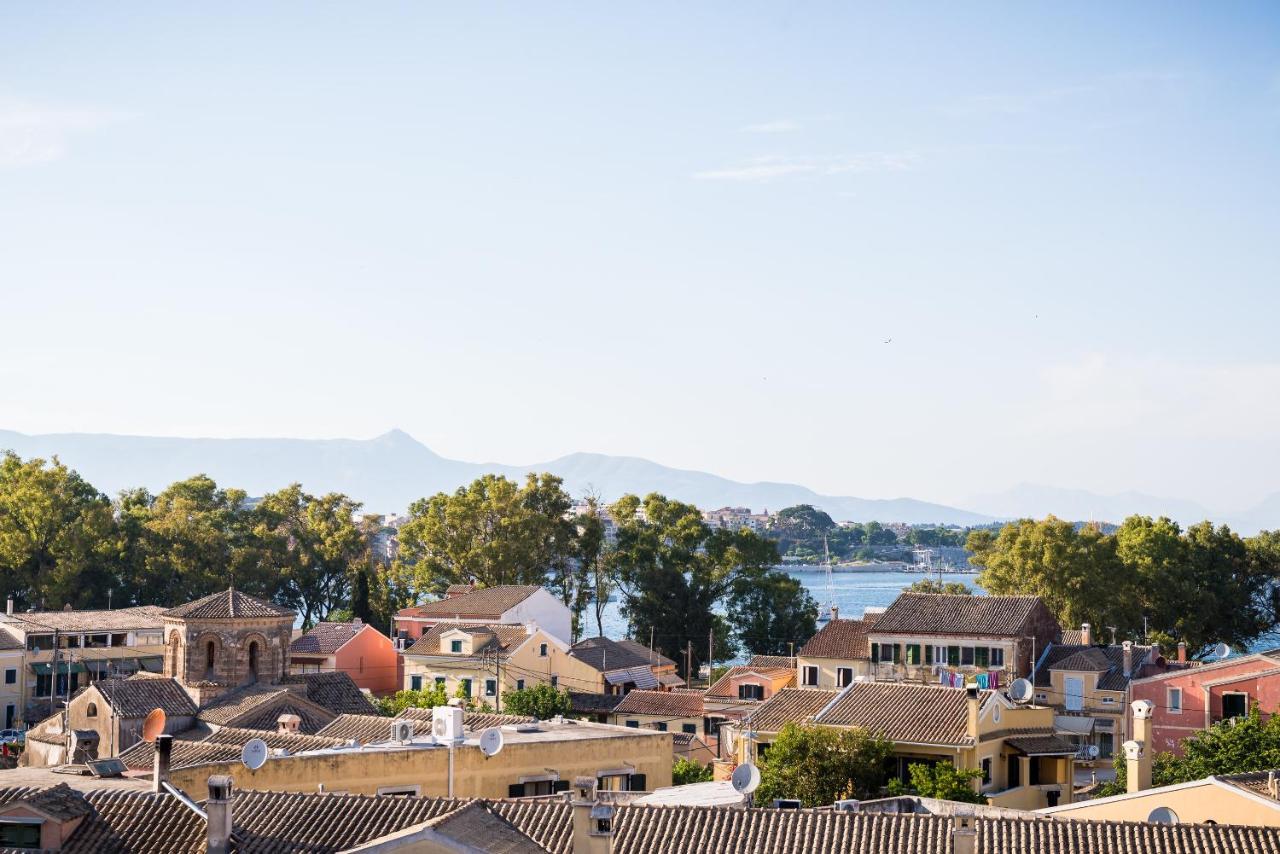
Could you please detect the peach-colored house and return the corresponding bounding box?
[289,619,400,696]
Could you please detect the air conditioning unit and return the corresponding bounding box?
[772,799,802,810]
[390,720,415,743]
[833,799,861,813]
[432,705,463,743]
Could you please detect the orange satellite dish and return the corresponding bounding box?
[141,708,166,743]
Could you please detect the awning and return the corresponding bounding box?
[137,656,163,673]
[605,666,659,690]
[30,662,88,676]
[1053,715,1095,736]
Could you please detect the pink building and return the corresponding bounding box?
[1128,649,1280,755]
[289,619,401,697]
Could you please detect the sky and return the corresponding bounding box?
[1,3,1279,512]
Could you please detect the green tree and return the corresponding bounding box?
[575,499,611,639]
[374,683,450,716]
[887,762,986,803]
[754,722,895,806]
[256,485,366,628]
[0,453,117,609]
[726,562,818,657]
[395,473,577,596]
[906,579,973,595]
[672,757,713,786]
[500,684,573,719]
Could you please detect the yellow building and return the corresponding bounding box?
[795,616,876,690]
[0,631,24,731]
[164,714,673,799]
[727,682,1076,810]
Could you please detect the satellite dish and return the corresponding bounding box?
[141,708,167,743]
[1214,642,1231,660]
[1147,806,1179,825]
[1008,679,1034,704]
[1086,745,1100,760]
[731,762,761,795]
[241,738,269,771]
[479,727,505,758]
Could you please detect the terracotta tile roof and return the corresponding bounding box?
[1060,629,1085,645]
[1037,644,1152,690]
[0,605,167,634]
[445,584,477,597]
[814,683,985,746]
[66,789,207,853]
[1051,648,1112,672]
[398,585,542,620]
[0,627,23,650]
[614,639,678,669]
[747,688,839,733]
[404,623,532,658]
[798,618,874,659]
[569,636,657,673]
[870,593,1047,637]
[95,675,198,717]
[706,666,795,699]
[1219,769,1280,799]
[417,800,547,853]
[489,799,573,854]
[453,711,537,730]
[613,690,704,718]
[229,699,333,734]
[19,783,94,820]
[747,655,795,669]
[118,738,244,771]
[569,692,625,715]
[198,684,345,733]
[280,672,377,715]
[202,725,347,752]
[163,588,293,620]
[1004,734,1078,755]
[289,621,369,656]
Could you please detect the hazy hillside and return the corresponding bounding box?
[0,428,993,525]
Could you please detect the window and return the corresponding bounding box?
[925,645,934,665]
[485,679,497,697]
[3,670,13,685]
[837,668,853,688]
[981,757,992,786]
[889,644,901,664]
[247,641,259,680]
[655,722,667,732]
[460,678,472,697]
[990,647,1004,667]
[410,675,423,691]
[1102,696,1116,704]
[435,676,446,687]
[802,666,818,686]
[961,647,975,666]
[1223,692,1248,720]
[738,683,764,700]
[975,647,989,669]
[625,720,639,728]
[539,643,548,657]
[870,643,879,664]
[86,702,97,718]
[516,679,525,691]
[948,646,960,666]
[450,640,463,653]
[682,723,697,734]
[906,644,921,665]
[206,640,216,672]
[595,819,612,834]
[376,785,421,797]
[0,822,41,849]
[1169,687,1183,714]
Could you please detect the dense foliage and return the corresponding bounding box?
[672,757,714,786]
[887,762,986,803]
[754,722,895,806]
[766,505,907,562]
[906,579,973,595]
[969,515,1280,654]
[500,684,573,719]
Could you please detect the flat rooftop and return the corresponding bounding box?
[329,717,669,756]
[0,765,155,794]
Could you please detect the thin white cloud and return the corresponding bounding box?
[692,153,917,183]
[0,95,131,168]
[944,70,1191,119]
[741,119,801,134]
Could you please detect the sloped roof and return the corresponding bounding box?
[0,605,166,634]
[613,689,704,718]
[398,586,542,620]
[1037,643,1152,690]
[747,688,839,733]
[798,618,874,659]
[706,665,795,699]
[15,783,94,821]
[417,800,547,854]
[605,666,660,690]
[281,672,377,715]
[0,627,24,650]
[747,655,796,669]
[163,588,292,620]
[1005,734,1078,756]
[569,692,625,715]
[289,622,370,656]
[117,738,244,772]
[569,636,656,673]
[815,682,986,747]
[94,676,198,717]
[405,623,531,658]
[871,593,1047,637]
[614,639,678,669]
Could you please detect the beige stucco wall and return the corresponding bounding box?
[794,656,871,689]
[609,712,705,738]
[1047,782,1280,826]
[0,650,24,728]
[168,729,673,797]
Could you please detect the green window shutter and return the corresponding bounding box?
[870,643,880,664]
[975,647,989,668]
[925,645,934,665]
[948,646,960,666]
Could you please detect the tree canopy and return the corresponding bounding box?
[500,684,573,719]
[754,722,895,806]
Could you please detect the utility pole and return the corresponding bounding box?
[685,641,692,688]
[649,627,655,665]
[789,641,794,659]
[708,629,714,689]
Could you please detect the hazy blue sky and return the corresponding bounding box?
[2,3,1278,510]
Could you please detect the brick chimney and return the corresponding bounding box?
[206,776,234,854]
[277,713,301,735]
[1080,623,1092,646]
[1125,699,1155,793]
[1177,641,1187,663]
[152,733,172,793]
[1122,641,1133,678]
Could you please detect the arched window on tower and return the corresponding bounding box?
[248,640,260,682]
[206,640,216,673]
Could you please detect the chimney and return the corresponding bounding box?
[1125,699,1155,793]
[1268,771,1278,800]
[276,713,301,735]
[951,813,976,854]
[152,734,173,793]
[570,776,611,854]
[5,597,11,617]
[1177,642,1187,663]
[966,685,980,740]
[206,775,234,854]
[831,606,839,621]
[1080,623,1091,647]
[1122,641,1133,678]
[352,617,362,626]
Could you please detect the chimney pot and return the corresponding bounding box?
[152,734,173,793]
[206,775,234,854]
[1080,623,1092,647]
[831,606,839,621]
[951,813,977,854]
[1122,641,1133,678]
[1177,641,1187,663]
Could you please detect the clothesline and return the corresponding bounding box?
[933,664,1002,690]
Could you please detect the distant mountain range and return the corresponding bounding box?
[1,429,1275,532]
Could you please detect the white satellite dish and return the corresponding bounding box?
[1214,642,1231,660]
[731,762,761,795]
[241,738,269,771]
[1086,745,1100,760]
[479,727,505,758]
[1008,678,1034,704]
